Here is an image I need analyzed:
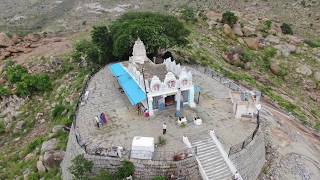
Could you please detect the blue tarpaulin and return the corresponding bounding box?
[109,63,146,105]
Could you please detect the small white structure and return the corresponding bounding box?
[130,136,154,160]
[124,39,196,116]
[230,90,261,119]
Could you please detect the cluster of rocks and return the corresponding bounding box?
[37,137,65,173]
[0,95,26,132]
[26,55,63,74]
[0,32,62,61]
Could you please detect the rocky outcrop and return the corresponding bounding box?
[41,138,58,153]
[37,160,46,173]
[296,64,312,76]
[232,23,243,36]
[274,43,297,57]
[43,150,65,170]
[0,32,13,48]
[223,24,236,39]
[244,37,260,50]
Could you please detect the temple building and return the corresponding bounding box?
[109,38,195,116]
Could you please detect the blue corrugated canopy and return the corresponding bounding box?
[109,63,146,105]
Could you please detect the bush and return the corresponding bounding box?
[240,49,256,63]
[158,136,167,146]
[16,74,52,97]
[5,64,28,83]
[315,123,320,132]
[0,120,5,134]
[260,20,272,34]
[93,170,113,180]
[304,39,320,48]
[52,104,67,119]
[116,161,134,179]
[181,7,197,22]
[280,23,293,35]
[69,154,93,180]
[0,86,10,98]
[222,11,238,27]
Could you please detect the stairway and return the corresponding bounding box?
[192,137,233,180]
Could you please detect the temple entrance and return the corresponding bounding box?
[165,95,175,106]
[181,90,189,103]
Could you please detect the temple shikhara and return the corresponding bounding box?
[110,38,195,116]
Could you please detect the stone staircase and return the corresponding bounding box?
[191,137,233,180]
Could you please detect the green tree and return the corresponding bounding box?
[69,154,93,180]
[222,11,238,27]
[110,12,190,59]
[91,26,113,64]
[280,23,293,35]
[72,40,100,65]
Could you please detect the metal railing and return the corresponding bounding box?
[228,114,260,156]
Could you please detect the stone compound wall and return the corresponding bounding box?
[61,126,200,180]
[229,129,265,180]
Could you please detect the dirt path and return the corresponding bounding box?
[261,101,320,179]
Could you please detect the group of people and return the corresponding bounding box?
[95,112,108,128]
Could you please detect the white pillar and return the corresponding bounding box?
[176,90,181,116]
[188,86,196,108]
[148,96,154,116]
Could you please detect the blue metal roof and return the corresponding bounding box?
[109,63,146,105]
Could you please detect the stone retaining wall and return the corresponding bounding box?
[229,129,265,180]
[61,126,200,180]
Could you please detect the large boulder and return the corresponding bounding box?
[0,32,13,48]
[24,33,41,42]
[274,43,296,57]
[270,62,281,75]
[223,24,236,39]
[37,160,46,173]
[242,26,256,37]
[296,64,312,76]
[265,35,280,45]
[43,150,65,170]
[41,138,58,153]
[244,37,259,50]
[232,23,243,36]
[314,72,320,81]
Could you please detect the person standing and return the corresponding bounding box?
[162,123,167,135]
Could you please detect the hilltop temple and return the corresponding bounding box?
[110,38,195,116]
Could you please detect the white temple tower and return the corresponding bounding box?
[131,38,148,64]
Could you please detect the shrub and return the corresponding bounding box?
[181,7,197,22]
[304,39,320,48]
[5,64,28,83]
[240,49,256,63]
[16,74,52,97]
[93,170,113,180]
[315,123,320,132]
[52,104,67,119]
[158,136,167,146]
[222,11,238,27]
[261,20,272,34]
[116,161,135,179]
[0,120,5,134]
[0,86,10,98]
[280,23,293,35]
[69,154,93,180]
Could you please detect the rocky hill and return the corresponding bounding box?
[0,0,320,179]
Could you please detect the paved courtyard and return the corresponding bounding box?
[76,65,256,157]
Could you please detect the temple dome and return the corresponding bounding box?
[131,38,148,64]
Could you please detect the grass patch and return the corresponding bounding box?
[304,39,320,48]
[25,137,45,155]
